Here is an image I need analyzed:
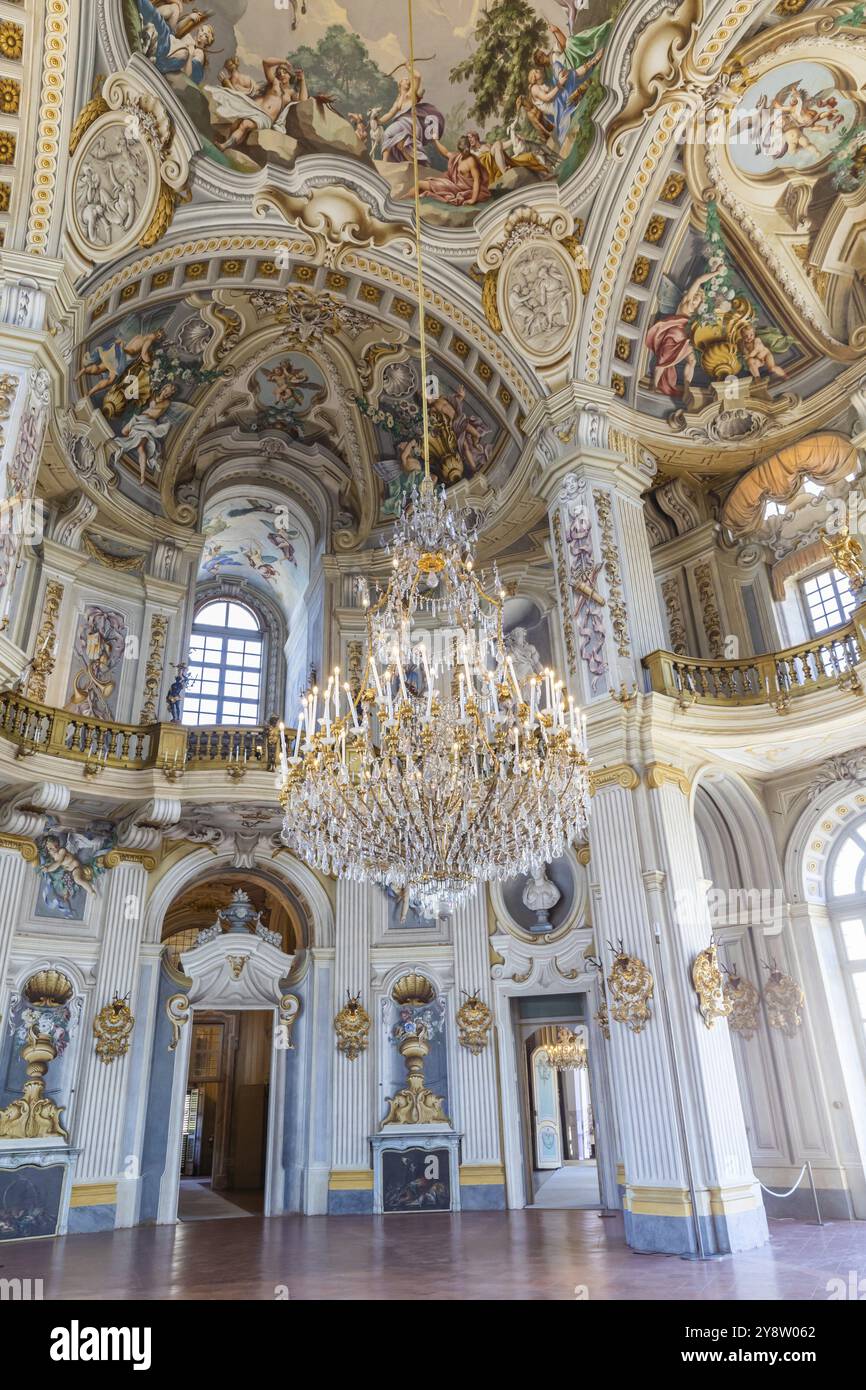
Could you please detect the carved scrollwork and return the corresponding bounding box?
[334,990,371,1060]
[691,944,731,1029]
[455,990,493,1055]
[607,940,654,1033]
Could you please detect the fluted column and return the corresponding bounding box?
[71,856,149,1194]
[452,891,504,1207]
[0,842,36,1024]
[328,878,373,1212]
[590,776,768,1254]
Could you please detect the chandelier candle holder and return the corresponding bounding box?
[545,1026,588,1071]
[276,479,590,917]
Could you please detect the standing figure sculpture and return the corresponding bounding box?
[166,662,193,723]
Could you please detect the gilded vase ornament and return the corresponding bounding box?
[334,990,371,1060]
[762,957,805,1039]
[606,939,654,1034]
[93,995,134,1063]
[722,962,761,1040]
[383,1022,450,1125]
[0,970,73,1139]
[691,943,731,1029]
[456,990,493,1054]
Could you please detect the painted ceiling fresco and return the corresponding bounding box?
[124,0,619,225]
[56,0,866,546]
[200,495,309,615]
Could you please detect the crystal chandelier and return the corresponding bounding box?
[545,1027,588,1071]
[274,0,590,917]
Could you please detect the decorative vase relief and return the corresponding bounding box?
[691,943,731,1029]
[722,962,761,1040]
[606,939,654,1034]
[762,957,805,1039]
[455,990,492,1054]
[334,990,371,1061]
[383,974,450,1125]
[0,971,74,1139]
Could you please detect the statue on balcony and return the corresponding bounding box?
[166,662,194,722]
[820,525,865,593]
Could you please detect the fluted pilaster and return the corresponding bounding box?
[331,878,372,1171]
[72,858,149,1183]
[452,891,500,1166]
[0,845,35,1023]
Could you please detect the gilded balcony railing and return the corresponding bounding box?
[0,690,288,776]
[643,620,862,706]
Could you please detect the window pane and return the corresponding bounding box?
[227,602,258,630]
[832,836,865,896]
[840,918,866,961]
[803,569,856,634]
[196,601,227,627]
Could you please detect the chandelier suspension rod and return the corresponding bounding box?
[407,0,432,483]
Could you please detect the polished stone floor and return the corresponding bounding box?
[2,1211,864,1300]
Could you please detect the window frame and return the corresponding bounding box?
[183,599,264,727]
[800,566,856,637]
[826,816,866,1069]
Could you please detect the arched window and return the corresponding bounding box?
[183,600,263,726]
[827,816,866,1053]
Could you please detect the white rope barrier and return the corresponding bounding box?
[755,1165,808,1199]
[754,1161,823,1224]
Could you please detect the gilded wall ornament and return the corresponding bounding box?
[594,488,630,659]
[722,963,761,1040]
[691,943,731,1029]
[606,939,654,1034]
[93,995,134,1063]
[334,990,371,1060]
[456,990,493,1055]
[762,957,805,1038]
[693,563,725,658]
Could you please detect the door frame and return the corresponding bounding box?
[158,1002,285,1223]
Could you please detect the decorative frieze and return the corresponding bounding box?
[140,614,169,723]
[694,562,725,657]
[661,576,688,654]
[593,488,630,659]
[26,579,64,701]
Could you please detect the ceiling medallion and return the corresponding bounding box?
[544,1026,587,1071]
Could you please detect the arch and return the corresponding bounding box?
[145,844,335,950]
[692,767,782,895]
[192,578,287,721]
[784,779,866,907]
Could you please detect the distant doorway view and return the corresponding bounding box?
[524,1024,600,1210]
[177,1009,271,1222]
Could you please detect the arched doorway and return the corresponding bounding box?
[162,876,301,1222]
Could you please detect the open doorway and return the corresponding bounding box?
[177,1009,272,1222]
[518,1012,601,1210]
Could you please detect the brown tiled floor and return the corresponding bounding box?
[1,1211,863,1300]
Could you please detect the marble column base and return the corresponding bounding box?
[623,1182,769,1255]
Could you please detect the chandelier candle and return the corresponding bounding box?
[277,480,591,917]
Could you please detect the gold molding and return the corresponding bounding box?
[70,1182,117,1208]
[104,847,158,871]
[645,761,691,796]
[328,1169,373,1191]
[590,764,640,794]
[459,1164,505,1186]
[0,832,37,861]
